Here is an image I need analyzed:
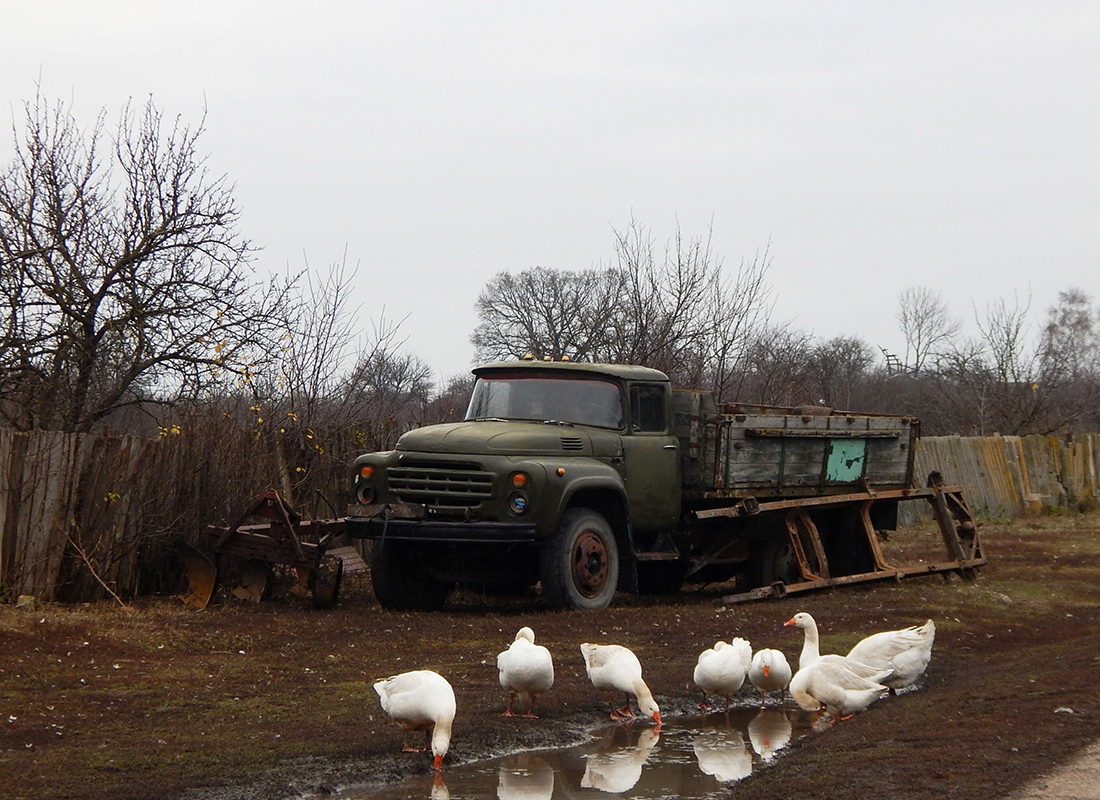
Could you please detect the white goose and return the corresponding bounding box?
[748,648,793,704]
[846,619,936,691]
[789,658,892,721]
[580,643,662,726]
[497,626,555,718]
[693,637,752,712]
[783,612,892,680]
[374,669,456,772]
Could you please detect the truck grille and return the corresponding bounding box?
[388,465,494,506]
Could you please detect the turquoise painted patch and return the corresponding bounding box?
[827,439,866,482]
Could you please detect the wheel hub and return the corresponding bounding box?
[570,530,609,598]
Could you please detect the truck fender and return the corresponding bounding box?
[550,470,636,593]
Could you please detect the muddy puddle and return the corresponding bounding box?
[321,706,819,800]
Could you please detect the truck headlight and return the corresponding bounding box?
[356,483,376,504]
[508,491,528,514]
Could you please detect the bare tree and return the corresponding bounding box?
[897,287,960,375]
[1040,288,1100,382]
[471,267,621,363]
[736,325,817,406]
[806,335,877,410]
[0,91,292,432]
[470,219,773,400]
[606,220,773,400]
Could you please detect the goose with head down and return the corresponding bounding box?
[693,637,752,712]
[845,619,936,691]
[581,643,662,727]
[497,626,555,718]
[374,669,456,772]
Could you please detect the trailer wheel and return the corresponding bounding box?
[369,540,451,611]
[539,508,619,610]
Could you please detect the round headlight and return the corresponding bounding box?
[508,491,528,514]
[356,483,376,504]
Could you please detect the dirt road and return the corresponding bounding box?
[1,514,1099,800]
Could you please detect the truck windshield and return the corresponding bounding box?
[465,376,624,429]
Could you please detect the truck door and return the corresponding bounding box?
[621,382,681,531]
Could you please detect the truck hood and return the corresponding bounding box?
[396,420,615,456]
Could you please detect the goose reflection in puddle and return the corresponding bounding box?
[496,753,554,800]
[692,728,753,783]
[747,708,793,761]
[581,726,661,792]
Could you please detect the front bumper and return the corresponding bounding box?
[345,503,537,543]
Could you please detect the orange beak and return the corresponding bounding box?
[763,664,771,677]
[433,754,443,772]
[783,617,796,626]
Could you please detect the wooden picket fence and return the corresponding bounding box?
[908,433,1100,522]
[2,426,1098,602]
[0,424,348,603]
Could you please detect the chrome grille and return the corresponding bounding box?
[388,465,493,506]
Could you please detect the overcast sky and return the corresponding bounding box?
[4,2,1098,383]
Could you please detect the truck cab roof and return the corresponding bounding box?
[473,359,670,383]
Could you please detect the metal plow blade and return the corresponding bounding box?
[229,560,270,602]
[177,542,217,609]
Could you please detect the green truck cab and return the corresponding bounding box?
[345,359,985,610]
[345,360,678,610]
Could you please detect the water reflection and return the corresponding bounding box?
[324,706,816,800]
[692,728,752,783]
[747,708,793,761]
[496,754,554,800]
[581,726,661,792]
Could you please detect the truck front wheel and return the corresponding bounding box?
[369,541,452,611]
[539,508,619,610]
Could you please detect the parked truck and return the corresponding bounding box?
[344,358,985,610]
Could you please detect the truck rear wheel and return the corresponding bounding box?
[748,536,802,588]
[539,508,619,610]
[369,541,452,611]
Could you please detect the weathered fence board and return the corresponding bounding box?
[905,433,1100,524]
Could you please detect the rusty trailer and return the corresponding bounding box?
[698,474,986,605]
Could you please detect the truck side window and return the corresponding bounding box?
[630,384,667,432]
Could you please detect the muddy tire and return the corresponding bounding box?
[539,508,619,610]
[369,540,451,611]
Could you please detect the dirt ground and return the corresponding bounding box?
[2,512,1099,800]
